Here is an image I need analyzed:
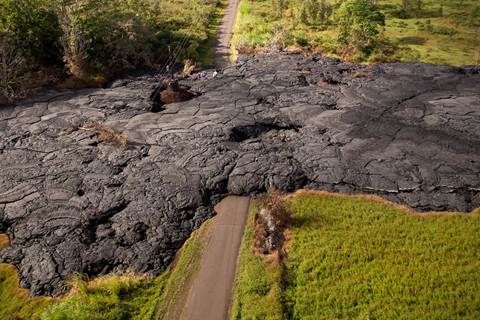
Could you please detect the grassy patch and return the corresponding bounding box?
[0,217,211,320]
[231,191,480,319]
[38,273,163,320]
[230,203,285,320]
[1,233,51,320]
[232,0,480,65]
[0,264,52,320]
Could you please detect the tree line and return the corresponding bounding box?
[0,0,219,102]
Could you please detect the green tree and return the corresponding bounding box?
[0,0,62,64]
[337,0,385,56]
[56,0,158,78]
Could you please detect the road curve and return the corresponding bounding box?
[181,196,250,320]
[214,0,240,68]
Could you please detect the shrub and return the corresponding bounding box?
[430,26,458,36]
[337,0,386,57]
[295,36,309,48]
[239,2,252,15]
[258,189,292,228]
[57,0,158,79]
[0,0,62,65]
[0,30,24,101]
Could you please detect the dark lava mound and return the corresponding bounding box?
[0,53,479,295]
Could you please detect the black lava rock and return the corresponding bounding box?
[1,53,479,295]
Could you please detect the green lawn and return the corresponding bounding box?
[232,0,480,65]
[0,218,211,320]
[231,191,480,320]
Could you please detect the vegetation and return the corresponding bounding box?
[79,121,129,150]
[337,0,386,59]
[0,218,210,320]
[231,191,480,320]
[0,234,52,320]
[253,189,292,257]
[0,264,52,320]
[0,0,225,101]
[230,202,286,320]
[232,0,480,65]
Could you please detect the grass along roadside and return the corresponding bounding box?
[230,202,285,320]
[152,219,213,320]
[0,218,212,320]
[230,190,480,320]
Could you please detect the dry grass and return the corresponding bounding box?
[258,189,292,227]
[80,121,128,150]
[253,189,292,261]
[182,59,196,77]
[236,43,262,55]
[0,234,9,249]
[318,80,332,88]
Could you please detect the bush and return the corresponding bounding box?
[0,0,221,99]
[0,30,24,100]
[430,26,458,36]
[57,0,158,79]
[295,36,309,48]
[337,0,386,57]
[0,0,62,65]
[258,189,292,228]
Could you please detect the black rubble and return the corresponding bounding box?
[1,53,479,295]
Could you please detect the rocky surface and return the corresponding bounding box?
[1,53,479,295]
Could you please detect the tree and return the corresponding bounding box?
[0,0,62,64]
[337,0,385,56]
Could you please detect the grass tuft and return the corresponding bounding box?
[80,121,128,150]
[0,234,9,249]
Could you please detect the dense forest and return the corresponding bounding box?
[0,0,223,102]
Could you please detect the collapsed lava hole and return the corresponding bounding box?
[150,79,198,112]
[229,122,302,142]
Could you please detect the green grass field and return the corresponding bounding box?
[0,218,211,320]
[232,0,480,65]
[231,191,480,320]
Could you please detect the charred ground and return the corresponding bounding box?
[0,53,479,295]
